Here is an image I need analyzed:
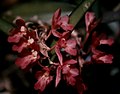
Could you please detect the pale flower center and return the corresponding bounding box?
[32,50,38,58]
[28,38,34,44]
[20,26,26,32]
[20,26,27,36]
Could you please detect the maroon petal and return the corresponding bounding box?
[60,16,69,23]
[62,65,70,74]
[8,26,27,43]
[65,47,77,56]
[66,39,77,48]
[65,39,77,56]
[59,38,66,47]
[55,46,63,65]
[34,73,53,91]
[98,54,113,64]
[35,71,44,79]
[92,48,104,56]
[34,77,46,91]
[76,77,87,94]
[8,32,24,43]
[78,56,85,67]
[52,8,61,28]
[100,38,114,46]
[66,75,76,86]
[15,19,25,27]
[59,16,73,31]
[64,59,77,65]
[61,24,73,31]
[70,68,79,77]
[15,52,39,69]
[85,12,95,32]
[12,42,27,53]
[51,29,62,38]
[55,66,61,87]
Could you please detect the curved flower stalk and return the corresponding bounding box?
[7,8,114,94]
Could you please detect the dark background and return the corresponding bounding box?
[0,0,120,94]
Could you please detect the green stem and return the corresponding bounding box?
[0,18,13,34]
[69,0,96,27]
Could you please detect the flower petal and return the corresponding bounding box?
[65,47,77,56]
[100,38,114,46]
[67,39,76,48]
[52,8,61,28]
[59,16,73,31]
[55,46,63,65]
[8,32,24,43]
[70,68,79,77]
[12,42,27,53]
[61,24,73,31]
[62,65,70,74]
[98,54,113,64]
[51,29,62,38]
[15,19,25,27]
[66,75,76,86]
[34,73,53,91]
[85,12,95,32]
[34,77,46,91]
[60,16,69,23]
[65,39,77,56]
[15,53,38,69]
[55,66,61,87]
[64,59,77,65]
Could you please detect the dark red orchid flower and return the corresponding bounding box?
[51,8,73,38]
[92,48,113,64]
[15,50,40,69]
[34,70,53,91]
[55,59,79,87]
[55,38,77,65]
[85,12,99,33]
[7,8,114,94]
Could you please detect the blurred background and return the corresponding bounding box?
[0,0,120,94]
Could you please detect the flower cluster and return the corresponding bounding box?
[8,8,114,94]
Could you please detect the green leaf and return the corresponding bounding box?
[69,0,96,27]
[2,2,75,22]
[0,19,13,34]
